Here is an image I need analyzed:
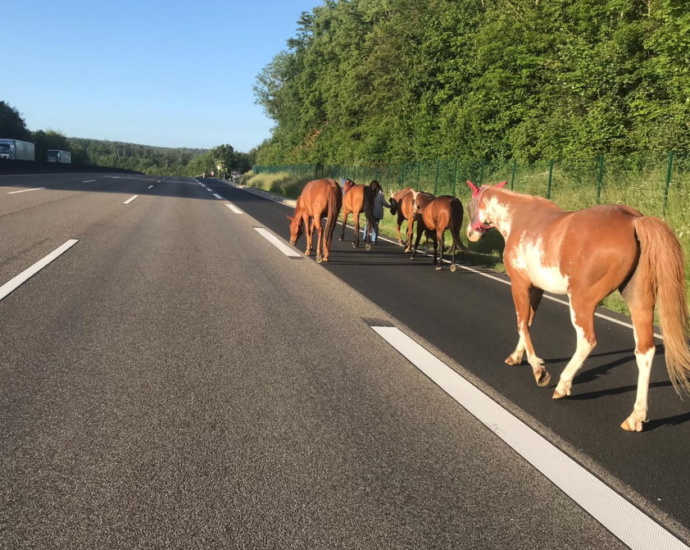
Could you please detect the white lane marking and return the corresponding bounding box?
[123,195,138,205]
[83,179,96,183]
[254,227,301,258]
[8,187,45,194]
[0,239,79,302]
[213,193,223,200]
[372,326,688,550]
[226,203,244,214]
[148,185,154,189]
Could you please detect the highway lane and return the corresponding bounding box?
[0,174,629,548]
[204,178,690,540]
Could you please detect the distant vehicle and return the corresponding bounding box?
[0,139,35,161]
[46,149,71,163]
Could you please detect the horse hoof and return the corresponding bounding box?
[535,369,551,387]
[620,418,643,432]
[450,264,457,272]
[315,255,323,263]
[435,265,442,271]
[352,242,357,248]
[552,389,567,399]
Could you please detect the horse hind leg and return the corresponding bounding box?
[619,276,656,432]
[340,211,348,241]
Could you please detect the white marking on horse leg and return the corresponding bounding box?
[621,347,654,432]
[505,331,526,365]
[553,324,594,399]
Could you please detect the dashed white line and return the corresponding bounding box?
[254,227,301,257]
[148,185,154,189]
[83,179,96,183]
[123,195,139,205]
[213,193,223,200]
[226,203,244,214]
[8,187,45,194]
[372,325,688,550]
[0,239,79,302]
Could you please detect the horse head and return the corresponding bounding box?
[287,214,304,245]
[389,197,399,215]
[465,180,508,242]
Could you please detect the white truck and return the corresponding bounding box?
[47,149,71,163]
[0,139,35,161]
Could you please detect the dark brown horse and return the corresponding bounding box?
[339,179,376,247]
[410,191,467,270]
[389,187,416,250]
[465,180,690,431]
[288,178,342,262]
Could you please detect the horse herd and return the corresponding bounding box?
[287,177,690,432]
[288,177,466,269]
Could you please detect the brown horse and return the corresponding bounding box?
[465,180,690,431]
[410,191,467,270]
[339,179,376,247]
[288,178,342,262]
[389,187,416,250]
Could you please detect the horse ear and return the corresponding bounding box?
[467,181,480,196]
[495,181,508,189]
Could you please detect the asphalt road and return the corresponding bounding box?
[0,172,686,549]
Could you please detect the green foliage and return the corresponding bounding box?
[254,0,690,166]
[0,101,31,141]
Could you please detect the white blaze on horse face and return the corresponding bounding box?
[509,237,570,295]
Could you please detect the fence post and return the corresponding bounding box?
[434,159,440,195]
[595,155,605,204]
[510,158,517,190]
[546,159,554,199]
[663,151,674,217]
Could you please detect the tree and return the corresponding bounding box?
[0,101,31,141]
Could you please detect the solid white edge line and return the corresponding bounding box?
[123,195,138,205]
[0,239,79,302]
[254,227,301,257]
[213,193,223,200]
[226,203,244,214]
[372,326,687,550]
[8,187,45,194]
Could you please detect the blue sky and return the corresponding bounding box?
[2,0,325,152]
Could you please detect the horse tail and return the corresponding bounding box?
[634,216,690,394]
[363,185,377,230]
[450,198,468,251]
[325,180,342,245]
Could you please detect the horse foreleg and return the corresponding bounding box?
[405,219,415,253]
[507,283,548,386]
[434,229,443,270]
[340,212,348,241]
[304,216,314,256]
[553,298,597,399]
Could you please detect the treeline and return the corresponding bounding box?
[0,100,254,176]
[254,0,690,166]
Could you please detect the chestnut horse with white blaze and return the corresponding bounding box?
[410,191,467,270]
[465,180,690,431]
[339,179,376,247]
[288,178,342,262]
